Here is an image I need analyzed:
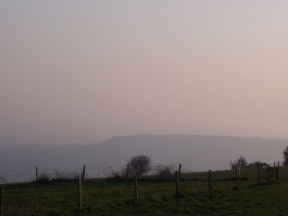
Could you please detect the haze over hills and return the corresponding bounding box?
[0,134,287,183]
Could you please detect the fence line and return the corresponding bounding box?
[1,164,288,215]
[0,160,285,184]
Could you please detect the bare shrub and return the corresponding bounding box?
[37,169,81,182]
[107,166,128,180]
[37,170,50,182]
[120,166,128,178]
[108,170,123,180]
[154,164,175,181]
[52,169,80,181]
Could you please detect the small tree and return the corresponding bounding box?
[128,155,152,176]
[237,156,248,169]
[283,146,288,166]
[230,156,248,170]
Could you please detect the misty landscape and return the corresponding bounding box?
[2,1,288,215]
[1,134,287,183]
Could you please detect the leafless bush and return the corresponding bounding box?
[107,166,127,180]
[154,164,175,181]
[52,169,80,181]
[37,169,81,182]
[109,171,122,180]
[37,170,50,182]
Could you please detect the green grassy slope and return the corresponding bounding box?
[2,167,288,215]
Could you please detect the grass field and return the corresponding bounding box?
[2,167,288,215]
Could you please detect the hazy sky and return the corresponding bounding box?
[1,1,288,145]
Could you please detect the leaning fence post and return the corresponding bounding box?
[82,165,86,182]
[78,176,83,210]
[134,176,138,201]
[175,171,180,195]
[0,186,3,216]
[257,165,261,185]
[208,170,213,193]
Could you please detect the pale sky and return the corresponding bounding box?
[1,1,288,145]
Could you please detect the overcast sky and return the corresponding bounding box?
[1,1,288,145]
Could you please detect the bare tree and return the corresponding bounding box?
[128,155,152,176]
[230,156,248,170]
[237,156,248,168]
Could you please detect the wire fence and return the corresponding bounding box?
[0,161,288,184]
[1,161,288,215]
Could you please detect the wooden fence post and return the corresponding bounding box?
[78,176,83,210]
[82,166,86,182]
[0,186,3,216]
[134,176,138,201]
[257,165,261,185]
[175,171,180,195]
[208,170,212,193]
[126,164,130,179]
[36,167,38,181]
[276,167,279,180]
[178,164,182,180]
[236,167,239,189]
